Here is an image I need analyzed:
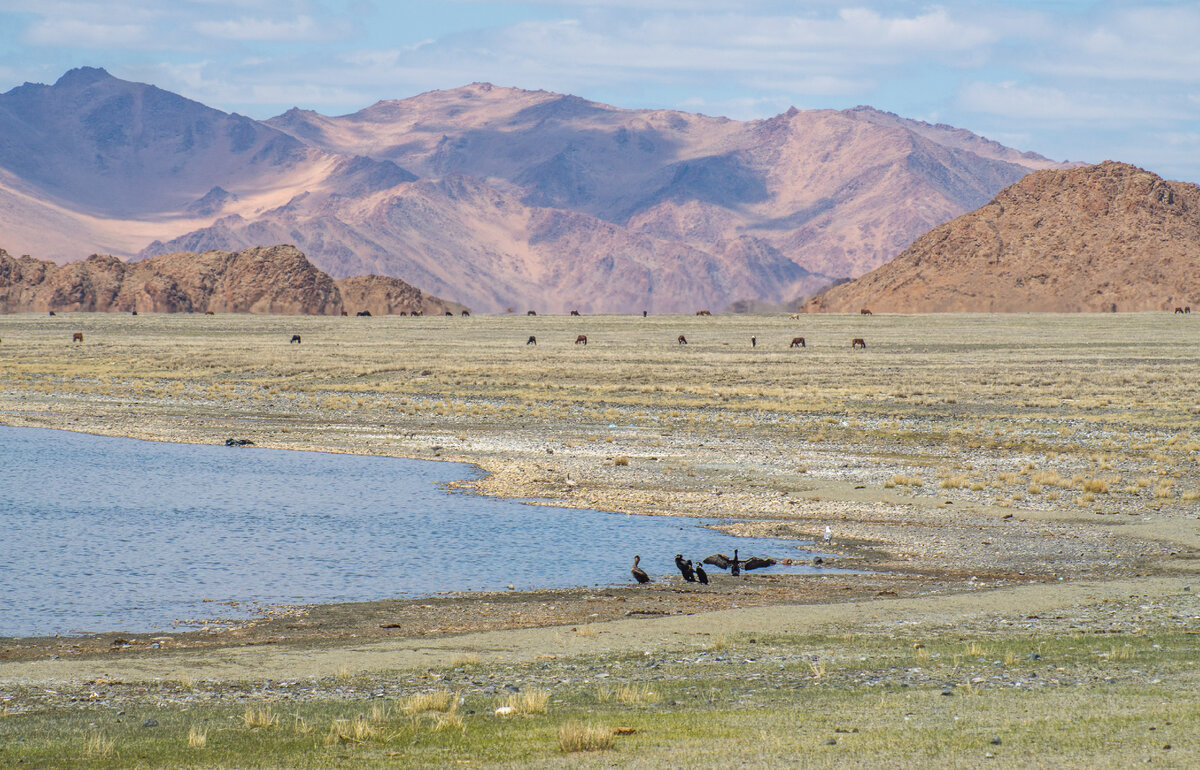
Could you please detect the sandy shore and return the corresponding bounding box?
[1,311,1198,688]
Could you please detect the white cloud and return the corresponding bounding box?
[25,18,148,48]
[193,15,351,43]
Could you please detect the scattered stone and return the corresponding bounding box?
[142,718,158,728]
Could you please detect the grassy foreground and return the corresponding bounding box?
[3,630,1199,768]
[2,311,1200,767]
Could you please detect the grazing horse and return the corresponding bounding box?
[357,310,372,316]
[399,311,408,316]
[1188,307,1193,314]
[852,338,866,349]
[678,335,688,345]
[527,310,537,316]
[860,308,873,315]
[72,332,83,343]
[1175,307,1185,314]
[575,335,588,345]
[570,310,581,316]
[205,310,214,315]
[341,310,348,316]
[412,310,422,316]
[696,309,711,316]
[461,310,470,316]
[131,310,137,316]
[445,311,453,316]
[527,335,537,345]
[789,313,800,320]
[290,335,302,344]
[790,337,805,348]
[48,310,56,316]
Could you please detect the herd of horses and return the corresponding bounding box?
[39,305,1196,349]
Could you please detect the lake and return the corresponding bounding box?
[0,426,828,637]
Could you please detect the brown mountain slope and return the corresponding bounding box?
[804,162,1200,313]
[0,245,458,315]
[141,175,826,314]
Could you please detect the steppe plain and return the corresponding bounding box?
[2,310,1200,767]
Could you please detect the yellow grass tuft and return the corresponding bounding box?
[503,688,551,715]
[613,455,630,466]
[558,721,614,753]
[187,725,207,750]
[243,706,279,728]
[325,715,379,745]
[83,731,116,759]
[401,690,454,715]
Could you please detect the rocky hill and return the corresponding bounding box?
[0,68,1078,313]
[0,244,459,315]
[804,162,1200,313]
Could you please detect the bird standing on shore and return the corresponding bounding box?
[730,548,740,577]
[695,562,709,584]
[675,553,696,582]
[631,555,651,584]
[824,525,832,544]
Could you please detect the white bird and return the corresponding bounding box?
[823,525,832,543]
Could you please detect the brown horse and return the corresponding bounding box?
[852,338,866,349]
[570,310,581,316]
[527,335,537,345]
[412,310,422,316]
[461,310,470,316]
[398,311,408,316]
[48,310,56,316]
[575,335,588,345]
[205,310,215,315]
[860,308,873,316]
[72,332,83,343]
[290,334,301,344]
[696,309,711,316]
[1175,307,1185,314]
[340,310,348,316]
[790,337,805,348]
[527,310,537,316]
[678,335,688,345]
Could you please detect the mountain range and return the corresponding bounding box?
[0,67,1077,313]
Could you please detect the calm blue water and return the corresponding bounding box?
[0,426,828,637]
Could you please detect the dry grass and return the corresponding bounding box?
[325,715,378,745]
[401,690,454,715]
[242,706,279,728]
[82,731,115,759]
[613,455,630,466]
[558,721,614,753]
[503,688,551,715]
[186,725,207,750]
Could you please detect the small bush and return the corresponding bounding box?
[504,688,551,715]
[401,690,453,715]
[243,706,278,728]
[325,716,379,745]
[614,456,630,466]
[187,726,207,750]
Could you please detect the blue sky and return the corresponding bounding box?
[1,1,1198,181]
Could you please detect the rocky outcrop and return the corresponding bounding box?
[805,162,1200,313]
[0,245,457,315]
[335,274,465,316]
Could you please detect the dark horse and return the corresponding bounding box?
[290,334,302,344]
[527,310,537,316]
[860,308,873,315]
[575,335,588,345]
[852,338,867,349]
[570,310,581,316]
[790,337,805,348]
[696,309,711,316]
[357,310,372,317]
[678,335,688,345]
[527,336,537,345]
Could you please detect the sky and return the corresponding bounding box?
[1,1,1198,182]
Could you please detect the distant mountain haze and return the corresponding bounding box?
[0,68,1078,313]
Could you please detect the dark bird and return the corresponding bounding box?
[702,553,733,570]
[631,555,651,584]
[695,562,709,584]
[731,549,740,577]
[675,553,696,582]
[742,557,777,571]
